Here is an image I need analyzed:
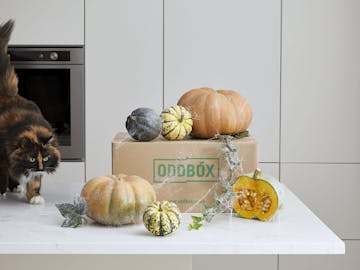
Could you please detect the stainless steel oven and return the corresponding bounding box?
[9,46,84,161]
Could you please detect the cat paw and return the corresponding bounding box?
[29,195,45,205]
[10,185,24,193]
[0,192,7,199]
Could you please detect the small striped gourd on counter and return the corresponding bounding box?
[143,201,181,236]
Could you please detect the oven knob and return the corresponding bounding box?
[50,52,58,61]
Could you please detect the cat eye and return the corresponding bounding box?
[43,156,49,162]
[29,157,36,162]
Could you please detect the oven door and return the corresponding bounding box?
[13,64,84,161]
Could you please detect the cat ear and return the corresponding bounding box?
[44,135,54,145]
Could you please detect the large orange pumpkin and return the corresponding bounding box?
[177,87,252,138]
[81,174,156,226]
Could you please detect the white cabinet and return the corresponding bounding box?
[41,161,85,202]
[0,0,84,45]
[281,163,360,240]
[164,0,281,163]
[193,255,277,270]
[281,0,360,163]
[0,255,192,270]
[280,241,360,270]
[85,0,163,178]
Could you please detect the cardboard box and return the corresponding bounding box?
[112,132,258,212]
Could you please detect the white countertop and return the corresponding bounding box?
[0,183,344,255]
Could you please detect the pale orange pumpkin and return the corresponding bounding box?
[177,87,252,138]
[81,174,156,226]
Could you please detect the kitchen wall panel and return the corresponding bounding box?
[164,0,281,163]
[193,255,277,270]
[279,241,360,270]
[41,162,85,202]
[281,0,360,163]
[281,163,360,240]
[85,0,163,178]
[0,255,192,270]
[0,0,84,45]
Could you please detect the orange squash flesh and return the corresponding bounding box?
[233,170,279,221]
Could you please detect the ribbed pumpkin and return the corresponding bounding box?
[126,107,162,141]
[160,105,193,140]
[233,169,284,221]
[81,174,156,226]
[177,87,252,138]
[143,201,181,236]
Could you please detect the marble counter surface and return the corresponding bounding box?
[0,181,344,255]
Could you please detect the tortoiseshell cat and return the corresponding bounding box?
[0,20,61,204]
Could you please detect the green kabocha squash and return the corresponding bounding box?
[126,107,162,141]
[160,105,193,140]
[143,201,181,236]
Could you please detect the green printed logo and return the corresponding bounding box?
[153,158,220,183]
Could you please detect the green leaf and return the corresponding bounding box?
[191,215,203,223]
[188,222,203,230]
[188,216,203,230]
[233,130,249,139]
[61,215,84,228]
[55,203,76,218]
[56,196,88,228]
[188,215,204,231]
[73,195,88,215]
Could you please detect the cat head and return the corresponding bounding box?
[8,126,61,179]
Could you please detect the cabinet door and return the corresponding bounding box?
[193,255,277,270]
[281,0,360,163]
[42,162,85,202]
[280,241,360,270]
[281,163,360,239]
[0,255,192,270]
[164,0,281,163]
[85,0,163,178]
[0,0,84,45]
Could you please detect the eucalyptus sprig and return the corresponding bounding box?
[55,195,88,228]
[188,131,249,230]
